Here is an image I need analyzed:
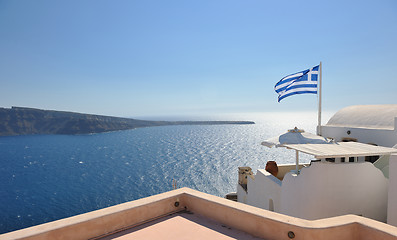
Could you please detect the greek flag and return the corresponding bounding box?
[275,65,319,102]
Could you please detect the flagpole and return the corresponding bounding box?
[317,61,322,136]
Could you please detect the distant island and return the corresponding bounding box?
[0,107,255,136]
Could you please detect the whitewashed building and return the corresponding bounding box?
[236,105,397,226]
[321,105,397,147]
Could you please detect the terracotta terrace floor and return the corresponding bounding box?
[99,211,263,240]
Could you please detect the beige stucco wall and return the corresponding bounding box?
[277,164,305,179]
[182,188,397,240]
[0,190,185,240]
[1,187,397,240]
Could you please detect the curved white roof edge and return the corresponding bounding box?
[326,104,397,130]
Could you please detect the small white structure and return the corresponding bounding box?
[236,105,397,225]
[321,105,397,147]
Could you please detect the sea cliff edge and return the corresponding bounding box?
[0,107,255,136]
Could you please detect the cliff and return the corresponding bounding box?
[0,107,254,136]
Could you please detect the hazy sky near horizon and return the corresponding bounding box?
[1,0,396,118]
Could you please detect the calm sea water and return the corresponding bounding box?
[0,112,331,234]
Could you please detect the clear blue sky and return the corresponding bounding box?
[1,0,396,118]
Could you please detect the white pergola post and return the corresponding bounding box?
[296,150,299,173]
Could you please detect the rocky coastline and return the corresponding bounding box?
[0,107,255,136]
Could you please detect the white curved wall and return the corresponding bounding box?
[321,125,397,147]
[280,162,388,222]
[326,105,397,129]
[246,169,282,212]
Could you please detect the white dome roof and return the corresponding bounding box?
[326,105,397,129]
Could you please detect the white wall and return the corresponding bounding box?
[321,125,397,147]
[246,169,282,212]
[388,154,397,226]
[280,162,388,222]
[237,183,248,204]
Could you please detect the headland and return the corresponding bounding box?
[0,107,254,136]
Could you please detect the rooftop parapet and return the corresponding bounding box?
[1,188,397,240]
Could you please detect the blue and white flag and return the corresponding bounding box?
[275,65,319,102]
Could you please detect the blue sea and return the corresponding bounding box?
[0,112,330,234]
